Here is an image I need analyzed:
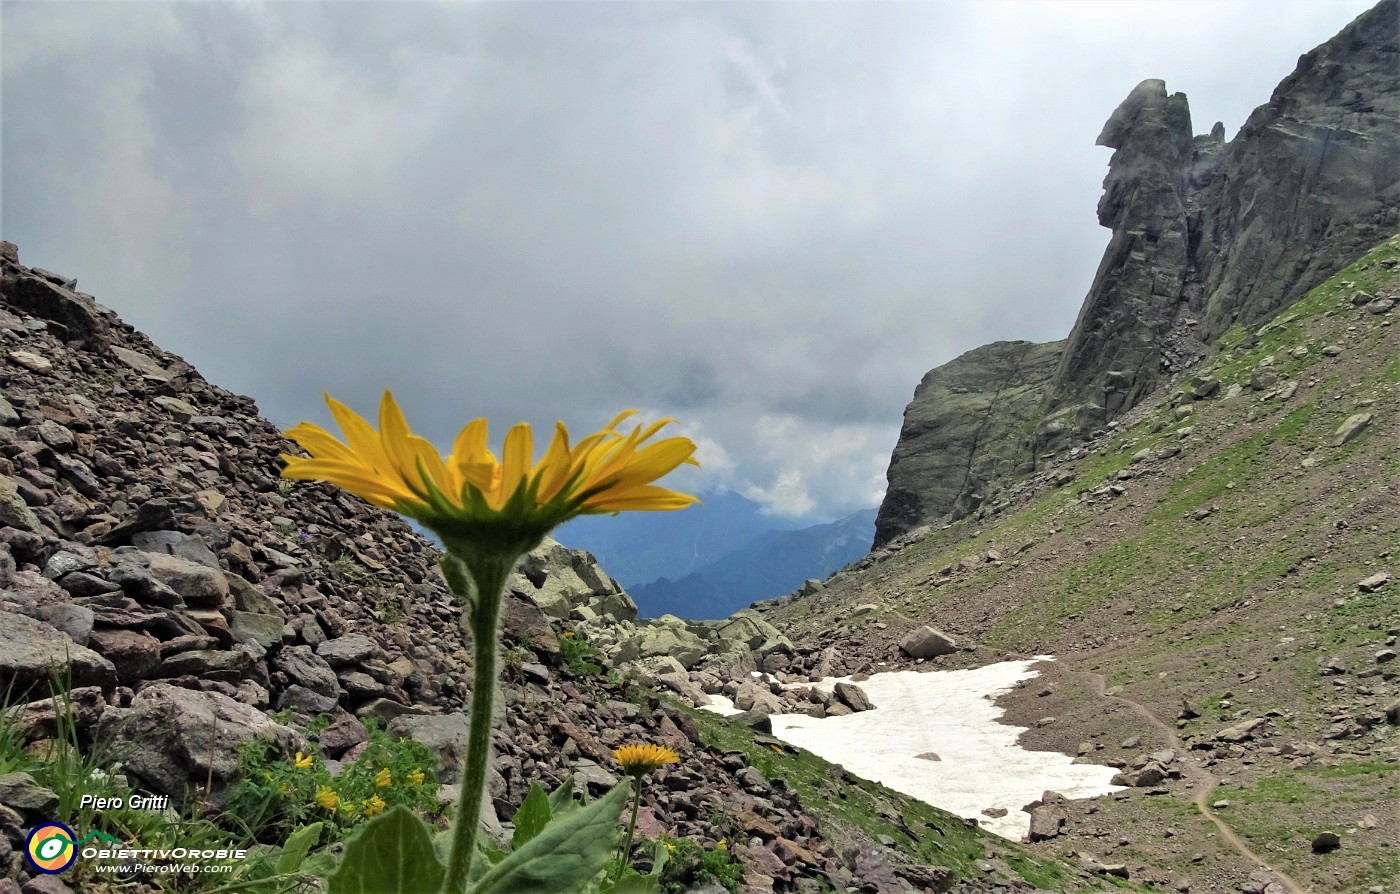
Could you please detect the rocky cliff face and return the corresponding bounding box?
[876,0,1398,545]
[874,340,1063,548]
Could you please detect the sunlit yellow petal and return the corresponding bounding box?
[496,423,533,509]
[603,438,697,488]
[284,422,358,462]
[325,394,396,475]
[584,485,699,513]
[534,423,574,503]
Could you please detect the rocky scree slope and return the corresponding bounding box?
[764,233,1400,893]
[875,0,1400,546]
[0,243,1137,894]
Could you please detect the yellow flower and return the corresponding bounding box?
[612,743,680,778]
[716,839,727,852]
[664,842,677,853]
[294,751,314,769]
[562,631,575,639]
[373,768,392,788]
[315,787,339,810]
[407,769,425,787]
[280,392,699,543]
[362,795,386,818]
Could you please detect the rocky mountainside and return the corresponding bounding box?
[875,0,1399,546]
[0,242,1147,894]
[767,232,1400,892]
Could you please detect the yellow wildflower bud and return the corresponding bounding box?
[408,769,425,786]
[373,768,392,788]
[294,751,314,769]
[716,839,728,852]
[363,795,386,817]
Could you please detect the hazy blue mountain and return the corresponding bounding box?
[556,490,804,587]
[627,508,877,620]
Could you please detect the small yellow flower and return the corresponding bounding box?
[315,787,339,810]
[612,743,680,778]
[562,631,575,639]
[664,842,676,853]
[294,751,314,769]
[373,768,392,788]
[715,839,728,852]
[407,769,425,787]
[280,393,700,543]
[362,795,386,817]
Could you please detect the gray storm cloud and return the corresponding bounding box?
[1,0,1375,520]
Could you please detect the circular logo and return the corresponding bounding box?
[25,822,78,874]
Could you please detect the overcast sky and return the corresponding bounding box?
[1,0,1376,521]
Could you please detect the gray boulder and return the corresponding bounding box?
[898,625,959,659]
[0,611,116,695]
[99,684,302,797]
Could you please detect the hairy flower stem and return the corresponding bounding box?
[615,778,643,881]
[440,550,517,894]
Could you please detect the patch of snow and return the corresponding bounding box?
[701,657,1123,840]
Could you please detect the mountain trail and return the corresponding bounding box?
[1076,668,1310,894]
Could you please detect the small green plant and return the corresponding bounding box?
[652,835,744,893]
[331,553,371,582]
[561,630,605,677]
[0,685,37,776]
[223,720,442,846]
[368,584,407,623]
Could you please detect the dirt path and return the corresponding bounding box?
[1078,670,1310,894]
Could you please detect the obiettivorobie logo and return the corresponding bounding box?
[24,821,245,876]
[24,823,117,874]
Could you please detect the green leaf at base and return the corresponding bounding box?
[472,783,628,894]
[277,821,324,875]
[327,806,445,894]
[511,781,551,849]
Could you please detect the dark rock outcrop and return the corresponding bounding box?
[877,1,1399,545]
[875,340,1063,546]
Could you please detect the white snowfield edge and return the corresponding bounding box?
[700,657,1124,840]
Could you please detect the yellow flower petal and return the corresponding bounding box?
[280,392,698,544]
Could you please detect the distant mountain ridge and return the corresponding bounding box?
[556,489,804,587]
[629,508,877,620]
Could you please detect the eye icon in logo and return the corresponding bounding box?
[26,822,78,874]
